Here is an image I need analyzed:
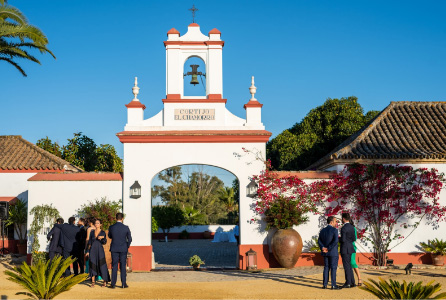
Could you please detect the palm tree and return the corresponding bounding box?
[0,0,55,76]
[218,187,237,212]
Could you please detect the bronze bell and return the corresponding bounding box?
[186,64,203,86]
[190,74,199,85]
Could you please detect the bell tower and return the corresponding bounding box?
[165,23,224,100]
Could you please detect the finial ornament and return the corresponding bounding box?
[249,76,257,101]
[132,77,140,101]
[189,5,198,23]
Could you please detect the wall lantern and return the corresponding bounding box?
[129,181,141,199]
[246,179,258,198]
[245,248,257,271]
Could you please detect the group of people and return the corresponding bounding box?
[47,213,132,288]
[318,212,362,289]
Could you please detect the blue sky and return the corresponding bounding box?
[1,1,446,160]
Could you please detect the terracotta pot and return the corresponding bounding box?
[193,264,200,270]
[431,254,445,266]
[271,228,303,269]
[17,243,27,255]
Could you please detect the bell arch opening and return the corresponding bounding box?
[150,164,239,269]
[183,56,206,97]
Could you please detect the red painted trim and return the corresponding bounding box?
[238,247,435,269]
[244,100,263,109]
[28,173,123,181]
[166,94,182,99]
[152,232,215,240]
[0,169,63,173]
[189,23,199,27]
[167,28,180,35]
[128,245,152,271]
[125,100,146,110]
[162,98,227,104]
[209,28,221,35]
[164,41,224,47]
[3,239,19,253]
[207,94,222,99]
[116,130,272,143]
[274,171,336,179]
[0,197,18,203]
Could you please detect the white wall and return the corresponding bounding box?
[123,142,266,248]
[309,163,446,253]
[0,172,36,201]
[155,225,236,233]
[27,180,122,252]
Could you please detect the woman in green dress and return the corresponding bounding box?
[350,219,362,286]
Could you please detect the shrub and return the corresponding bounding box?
[32,251,49,265]
[5,198,28,244]
[4,256,88,299]
[420,239,446,255]
[179,229,189,239]
[360,278,446,299]
[151,217,159,233]
[189,255,204,267]
[264,195,310,230]
[77,197,122,231]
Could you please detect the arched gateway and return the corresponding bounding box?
[117,23,272,271]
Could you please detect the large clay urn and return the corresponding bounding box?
[271,228,303,268]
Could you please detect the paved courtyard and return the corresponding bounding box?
[152,239,238,269]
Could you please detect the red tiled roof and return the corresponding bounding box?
[0,197,18,203]
[308,101,446,170]
[274,171,335,179]
[28,172,123,181]
[0,135,82,172]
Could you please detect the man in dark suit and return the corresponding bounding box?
[340,212,356,288]
[108,213,132,288]
[73,218,87,274]
[57,216,81,276]
[318,216,341,290]
[47,218,64,260]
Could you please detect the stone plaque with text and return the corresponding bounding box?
[174,109,215,120]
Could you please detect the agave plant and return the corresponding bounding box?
[420,238,446,255]
[360,278,446,299]
[4,256,88,300]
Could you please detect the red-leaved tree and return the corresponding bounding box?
[252,160,318,228]
[311,163,446,266]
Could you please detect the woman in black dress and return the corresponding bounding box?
[86,219,110,287]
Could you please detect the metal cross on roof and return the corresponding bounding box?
[189,5,198,23]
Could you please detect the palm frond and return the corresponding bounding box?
[0,56,26,76]
[4,256,88,299]
[0,4,27,24]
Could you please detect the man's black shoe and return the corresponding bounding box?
[322,286,327,289]
[342,284,353,288]
[109,285,115,289]
[331,286,342,290]
[122,284,129,288]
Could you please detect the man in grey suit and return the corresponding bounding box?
[108,213,132,288]
[340,212,356,288]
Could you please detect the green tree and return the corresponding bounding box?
[36,132,123,172]
[36,137,62,157]
[267,96,380,170]
[0,0,55,76]
[217,187,237,212]
[152,205,185,239]
[153,167,229,224]
[95,144,123,172]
